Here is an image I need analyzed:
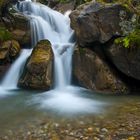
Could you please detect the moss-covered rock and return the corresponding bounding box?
[18,40,54,90]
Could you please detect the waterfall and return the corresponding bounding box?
[18,0,75,89]
[1,0,74,91]
[1,49,32,90]
[0,0,104,114]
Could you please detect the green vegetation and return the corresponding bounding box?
[0,27,12,44]
[113,0,140,16]
[115,29,140,48]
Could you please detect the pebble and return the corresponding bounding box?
[101,128,108,133]
[99,134,105,138]
[87,127,93,133]
[128,136,135,140]
[27,131,31,135]
[93,136,100,140]
[55,123,59,128]
[96,128,100,133]
[70,132,74,136]
[83,137,89,140]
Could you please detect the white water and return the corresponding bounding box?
[18,0,75,88]
[0,0,105,114]
[1,49,32,90]
[18,0,105,114]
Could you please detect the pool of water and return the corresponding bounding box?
[0,88,140,139]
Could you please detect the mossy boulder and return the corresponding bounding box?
[18,40,54,90]
[70,1,135,46]
[0,40,20,63]
[73,46,129,94]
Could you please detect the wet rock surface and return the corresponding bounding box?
[73,47,129,94]
[18,40,53,90]
[0,40,21,63]
[105,43,140,81]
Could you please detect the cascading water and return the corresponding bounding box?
[1,49,32,90]
[18,0,75,89]
[18,0,104,114]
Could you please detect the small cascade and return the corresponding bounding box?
[18,0,75,89]
[0,0,104,114]
[1,49,32,90]
[17,0,105,115]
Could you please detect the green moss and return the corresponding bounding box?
[30,40,52,63]
[0,27,12,43]
[115,29,140,48]
[79,47,86,55]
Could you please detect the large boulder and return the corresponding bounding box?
[73,47,129,94]
[18,40,53,90]
[0,0,31,46]
[0,40,20,63]
[105,42,140,81]
[70,2,135,46]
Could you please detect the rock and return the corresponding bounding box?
[47,0,59,8]
[87,127,93,133]
[11,29,30,46]
[0,40,20,63]
[128,136,135,140]
[101,128,108,133]
[1,2,31,46]
[106,43,140,80]
[0,64,11,80]
[18,40,53,90]
[9,12,31,46]
[70,2,134,46]
[54,2,75,14]
[73,47,129,94]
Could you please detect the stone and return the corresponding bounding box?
[1,1,31,46]
[73,47,129,94]
[18,40,53,90]
[128,136,135,140]
[0,40,20,62]
[54,2,75,14]
[70,2,134,46]
[106,42,140,80]
[11,29,30,46]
